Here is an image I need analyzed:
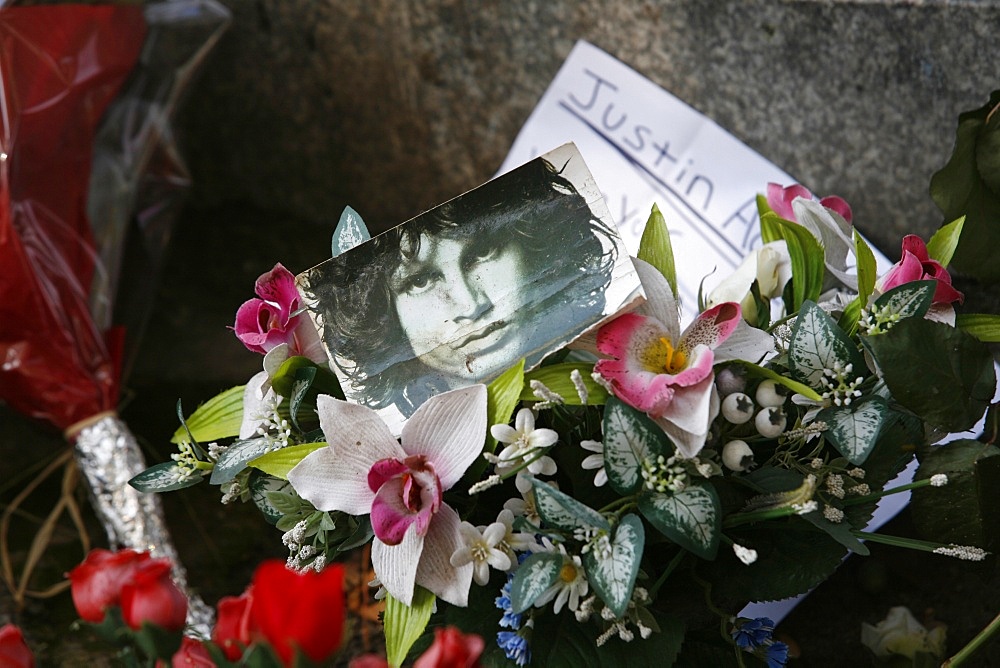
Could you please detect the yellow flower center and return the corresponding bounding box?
[559,562,579,583]
[656,337,687,374]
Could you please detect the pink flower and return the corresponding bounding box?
[288,385,486,607]
[878,235,963,305]
[594,259,773,458]
[0,624,34,668]
[766,182,852,224]
[233,263,325,363]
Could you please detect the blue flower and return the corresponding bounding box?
[496,576,524,629]
[765,640,789,668]
[497,630,531,666]
[731,617,775,650]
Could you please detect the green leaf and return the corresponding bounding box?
[639,483,721,560]
[637,204,678,297]
[210,438,271,485]
[929,90,1000,281]
[251,473,295,524]
[133,621,183,662]
[487,360,525,452]
[862,317,996,432]
[128,462,204,493]
[521,362,608,405]
[582,514,645,618]
[787,301,864,390]
[531,477,610,533]
[332,205,371,257]
[384,588,435,668]
[926,216,966,267]
[736,361,822,402]
[288,365,316,431]
[911,439,1000,551]
[957,313,1000,342]
[510,552,563,613]
[871,280,936,322]
[760,211,825,310]
[800,509,870,556]
[756,193,778,242]
[817,397,890,466]
[249,442,327,480]
[840,230,879,334]
[271,356,343,401]
[601,397,670,494]
[170,385,245,444]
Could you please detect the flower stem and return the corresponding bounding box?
[840,477,936,507]
[943,610,1000,667]
[723,505,805,528]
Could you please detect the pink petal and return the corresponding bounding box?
[372,527,424,606]
[414,504,473,607]
[766,183,812,221]
[254,263,300,322]
[233,299,270,353]
[287,396,404,515]
[819,195,853,224]
[371,472,439,545]
[401,385,487,490]
[680,302,741,352]
[878,250,924,294]
[368,459,410,493]
[899,234,930,262]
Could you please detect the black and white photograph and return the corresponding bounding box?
[297,143,642,431]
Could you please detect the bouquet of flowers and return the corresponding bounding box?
[132,149,1000,667]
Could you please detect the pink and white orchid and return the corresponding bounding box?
[287,385,487,607]
[233,263,326,363]
[594,259,774,458]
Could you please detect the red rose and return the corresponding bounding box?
[250,560,346,666]
[69,548,151,623]
[171,636,214,667]
[213,587,256,661]
[414,626,484,668]
[0,624,34,668]
[120,558,188,632]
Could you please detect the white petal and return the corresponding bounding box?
[632,257,680,343]
[414,504,473,607]
[482,521,506,547]
[713,319,775,365]
[262,343,290,380]
[706,251,760,308]
[372,528,423,606]
[527,428,558,449]
[239,371,273,440]
[287,395,403,514]
[402,385,487,490]
[490,424,518,444]
[653,378,719,458]
[514,408,535,433]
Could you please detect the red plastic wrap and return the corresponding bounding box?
[0,6,146,431]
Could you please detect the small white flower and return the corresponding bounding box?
[491,408,559,476]
[450,521,511,586]
[534,541,589,614]
[930,474,948,487]
[580,440,608,487]
[823,504,845,523]
[494,508,537,558]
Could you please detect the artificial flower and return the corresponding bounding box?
[413,626,485,668]
[119,558,188,632]
[450,520,511,585]
[706,241,791,321]
[491,408,558,475]
[68,548,151,623]
[0,624,34,668]
[595,259,772,458]
[170,636,214,667]
[233,263,326,363]
[579,439,608,487]
[249,559,346,666]
[861,606,947,661]
[497,628,532,667]
[731,617,776,650]
[493,508,539,559]
[212,587,255,661]
[288,385,487,606]
[766,182,852,224]
[534,540,588,614]
[877,234,964,306]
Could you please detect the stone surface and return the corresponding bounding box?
[178,0,1000,257]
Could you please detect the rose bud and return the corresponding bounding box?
[120,558,188,632]
[69,548,151,623]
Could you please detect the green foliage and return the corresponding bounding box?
[862,318,996,432]
[639,484,721,560]
[531,477,610,533]
[521,362,608,405]
[249,442,327,480]
[787,301,864,390]
[128,462,205,493]
[929,90,1000,280]
[602,397,670,494]
[510,552,562,613]
[926,216,965,267]
[840,230,879,334]
[637,204,678,297]
[817,397,891,466]
[956,312,1000,342]
[911,439,1000,551]
[583,514,645,617]
[210,438,270,485]
[871,280,935,323]
[487,359,525,454]
[759,211,825,310]
[384,588,436,668]
[332,205,371,257]
[170,385,245,444]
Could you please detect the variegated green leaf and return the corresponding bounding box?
[210,438,271,485]
[602,397,670,494]
[170,385,245,444]
[531,478,610,533]
[129,462,205,493]
[332,205,371,257]
[639,483,721,560]
[510,552,563,614]
[249,442,327,480]
[872,280,935,323]
[788,301,863,389]
[582,514,645,618]
[818,398,890,465]
[251,473,293,524]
